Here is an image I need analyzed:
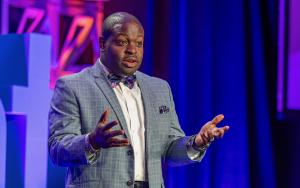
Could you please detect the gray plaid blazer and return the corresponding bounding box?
[48,62,203,188]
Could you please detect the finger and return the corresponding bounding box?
[207,130,214,141]
[215,130,224,138]
[110,143,131,147]
[107,138,130,145]
[219,126,230,137]
[211,114,224,126]
[200,133,210,144]
[98,108,109,125]
[104,130,125,138]
[108,137,129,143]
[214,126,230,135]
[222,125,230,132]
[195,133,212,146]
[203,131,214,142]
[203,131,209,140]
[213,128,225,138]
[101,120,118,131]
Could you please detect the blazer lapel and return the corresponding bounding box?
[136,72,157,146]
[91,62,131,142]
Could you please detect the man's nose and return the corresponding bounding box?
[125,43,137,54]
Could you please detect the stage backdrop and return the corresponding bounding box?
[138,0,277,187]
[0,0,279,187]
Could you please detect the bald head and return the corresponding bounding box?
[102,12,143,41]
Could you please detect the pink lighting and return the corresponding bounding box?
[17,8,45,33]
[1,0,105,89]
[55,16,94,79]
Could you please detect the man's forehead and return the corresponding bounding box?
[111,22,144,35]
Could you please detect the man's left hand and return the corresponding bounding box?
[194,114,230,148]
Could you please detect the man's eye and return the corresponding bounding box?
[116,40,128,46]
[136,41,143,47]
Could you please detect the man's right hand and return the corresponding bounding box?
[88,108,130,150]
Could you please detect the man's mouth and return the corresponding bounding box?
[123,57,137,63]
[122,57,138,68]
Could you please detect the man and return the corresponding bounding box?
[48,12,229,188]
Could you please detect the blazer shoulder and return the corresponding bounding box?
[55,66,93,87]
[136,71,170,89]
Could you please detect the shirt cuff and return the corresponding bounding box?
[84,134,100,164]
[186,136,206,161]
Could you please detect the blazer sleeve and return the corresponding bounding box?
[48,78,90,167]
[162,83,205,166]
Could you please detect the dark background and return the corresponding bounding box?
[103,0,300,187]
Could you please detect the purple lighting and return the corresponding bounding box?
[17,7,45,33]
[0,100,7,188]
[277,0,300,112]
[287,0,300,110]
[1,0,105,89]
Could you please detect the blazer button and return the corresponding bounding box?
[127,149,134,156]
[126,180,133,186]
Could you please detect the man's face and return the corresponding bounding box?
[101,21,144,76]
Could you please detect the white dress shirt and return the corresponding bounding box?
[102,63,146,181]
[114,81,146,181]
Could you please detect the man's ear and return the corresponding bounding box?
[99,36,105,50]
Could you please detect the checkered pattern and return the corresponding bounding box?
[48,62,204,188]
